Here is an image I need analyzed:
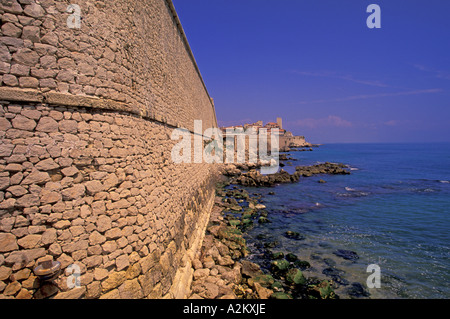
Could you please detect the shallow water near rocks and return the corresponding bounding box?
[240,143,450,299]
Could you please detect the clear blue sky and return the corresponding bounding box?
[172,0,450,143]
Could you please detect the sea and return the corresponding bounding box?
[241,143,450,299]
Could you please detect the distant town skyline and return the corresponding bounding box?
[173,0,450,143]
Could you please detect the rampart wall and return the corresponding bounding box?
[0,0,218,299]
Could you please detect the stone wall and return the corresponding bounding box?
[279,135,306,149]
[0,0,219,299]
[0,0,217,132]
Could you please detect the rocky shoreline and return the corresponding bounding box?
[188,160,355,299]
[224,162,351,187]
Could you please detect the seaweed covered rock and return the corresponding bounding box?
[270,259,291,275]
[284,231,305,240]
[247,274,275,288]
[333,249,359,261]
[270,292,293,299]
[286,268,306,286]
[307,280,337,299]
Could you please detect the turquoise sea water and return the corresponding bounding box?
[242,143,450,299]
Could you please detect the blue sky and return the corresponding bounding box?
[172,0,450,143]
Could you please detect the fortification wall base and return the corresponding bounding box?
[0,98,218,299]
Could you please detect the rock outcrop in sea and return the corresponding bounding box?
[224,162,351,187]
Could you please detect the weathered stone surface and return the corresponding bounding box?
[102,271,126,292]
[21,170,50,185]
[59,119,78,133]
[61,166,79,177]
[101,241,117,254]
[17,234,41,249]
[12,48,39,66]
[54,220,71,229]
[61,184,85,200]
[85,180,104,195]
[0,233,18,252]
[96,216,111,233]
[105,228,122,240]
[0,117,12,131]
[40,190,62,204]
[41,229,57,245]
[36,116,58,132]
[10,64,29,77]
[22,26,40,43]
[35,158,59,171]
[94,268,109,281]
[3,74,19,86]
[193,268,210,280]
[3,281,21,296]
[5,164,23,172]
[23,3,45,18]
[62,240,89,253]
[6,185,28,197]
[40,32,59,46]
[0,176,11,190]
[118,279,143,299]
[5,248,46,264]
[116,254,130,271]
[0,266,12,281]
[11,115,36,131]
[20,109,41,120]
[0,87,42,102]
[0,0,220,300]
[19,77,39,88]
[54,286,86,299]
[0,197,15,209]
[89,231,106,245]
[0,0,23,14]
[2,22,22,37]
[99,288,120,299]
[15,193,39,207]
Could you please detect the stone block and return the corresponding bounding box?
[36,116,58,133]
[0,233,18,252]
[101,271,126,292]
[11,115,36,131]
[118,278,143,299]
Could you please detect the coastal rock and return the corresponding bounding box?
[231,162,350,187]
[285,268,306,286]
[284,231,305,240]
[270,259,290,275]
[345,282,370,298]
[270,292,292,299]
[269,252,284,260]
[254,282,273,299]
[307,280,337,299]
[234,169,300,187]
[322,267,349,285]
[293,260,311,270]
[240,260,263,278]
[285,253,298,262]
[247,274,275,288]
[295,162,350,177]
[333,249,359,261]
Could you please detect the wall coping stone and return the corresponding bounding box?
[0,88,189,131]
[0,87,43,103]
